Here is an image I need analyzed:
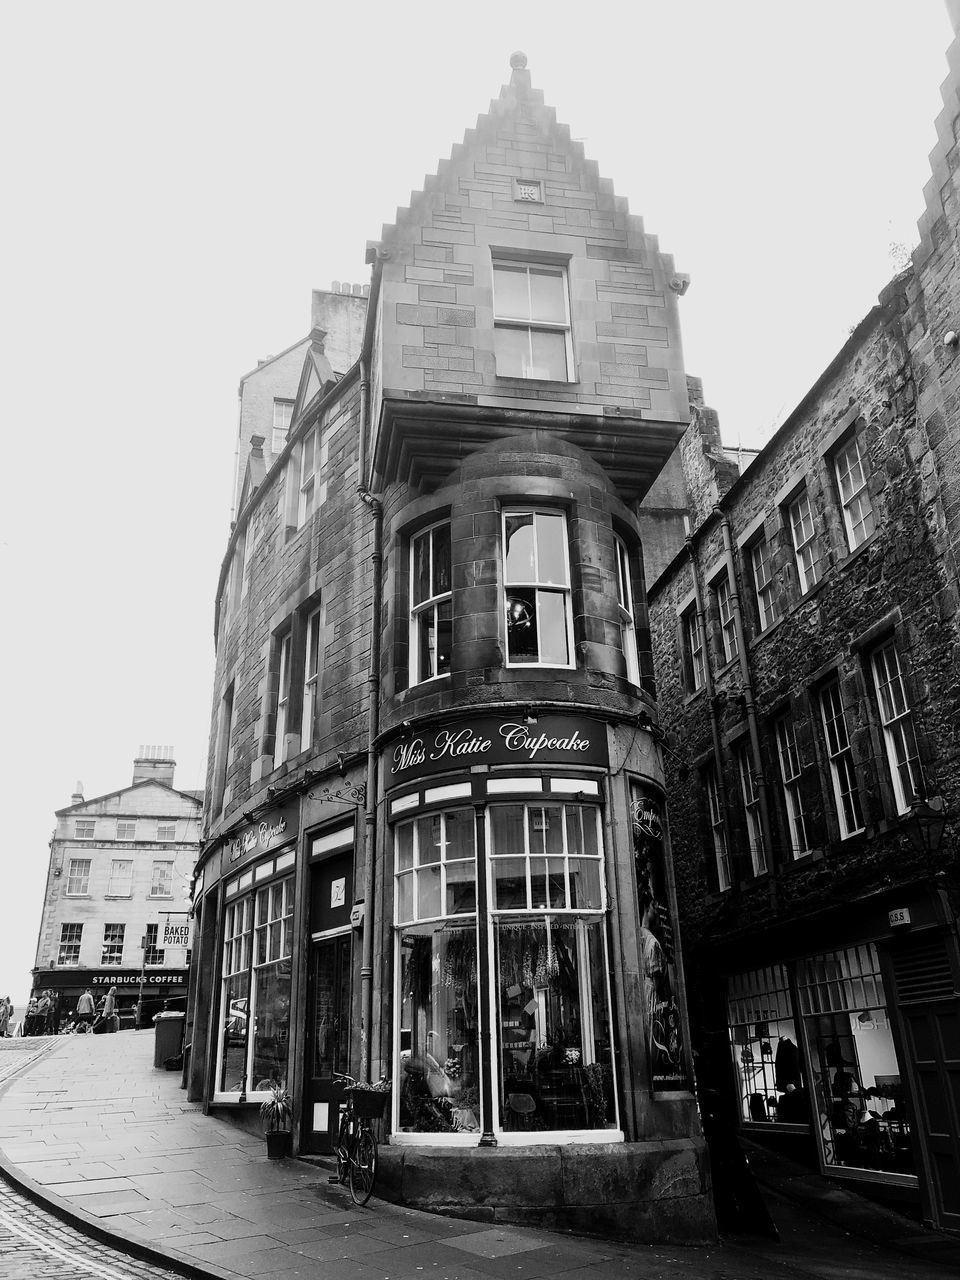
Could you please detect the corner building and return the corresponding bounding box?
[189,55,712,1239]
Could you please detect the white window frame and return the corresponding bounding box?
[492,258,573,382]
[714,574,738,665]
[150,860,174,898]
[108,859,133,896]
[144,922,164,966]
[775,715,810,857]
[301,606,322,749]
[787,489,822,593]
[275,631,292,763]
[704,766,731,891]
[750,536,779,632]
[101,923,125,966]
[409,521,452,685]
[502,509,574,669]
[394,808,476,926]
[272,399,294,454]
[615,535,641,686]
[157,823,176,842]
[819,678,865,838]
[66,858,91,896]
[75,819,95,840]
[834,435,875,552]
[117,821,137,841]
[682,607,705,692]
[58,923,82,966]
[871,640,923,814]
[737,747,767,876]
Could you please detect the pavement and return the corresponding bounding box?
[1,1031,959,1280]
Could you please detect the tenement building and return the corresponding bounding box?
[645,18,960,1234]
[186,55,713,1239]
[33,749,202,1028]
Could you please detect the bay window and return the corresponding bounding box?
[503,510,573,667]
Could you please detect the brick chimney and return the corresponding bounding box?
[133,745,176,787]
[71,781,84,805]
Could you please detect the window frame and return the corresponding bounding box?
[502,508,575,670]
[775,714,810,857]
[749,535,779,632]
[492,257,574,383]
[74,819,95,840]
[58,922,83,966]
[272,399,294,454]
[150,860,174,898]
[301,606,323,749]
[786,488,823,594]
[833,435,875,552]
[101,922,126,966]
[117,820,137,841]
[704,765,731,891]
[66,858,91,896]
[713,573,739,665]
[682,606,706,693]
[870,639,923,814]
[108,859,133,897]
[736,746,767,876]
[818,678,865,838]
[275,631,293,764]
[157,823,176,842]
[614,534,641,686]
[144,922,165,967]
[409,520,453,686]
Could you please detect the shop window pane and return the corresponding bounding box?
[568,858,602,910]
[495,918,614,1132]
[798,945,915,1176]
[490,805,524,853]
[416,814,441,865]
[727,964,807,1126]
[250,959,291,1091]
[397,925,480,1135]
[494,857,528,909]
[444,808,475,857]
[218,974,250,1093]
[531,857,566,909]
[397,873,413,924]
[446,860,476,914]
[397,824,414,871]
[418,864,442,918]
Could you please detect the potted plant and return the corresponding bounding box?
[260,1080,292,1159]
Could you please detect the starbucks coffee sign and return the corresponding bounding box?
[387,714,608,783]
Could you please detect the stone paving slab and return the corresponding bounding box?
[1,1030,960,1280]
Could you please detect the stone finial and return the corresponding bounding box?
[509,50,531,95]
[509,51,528,69]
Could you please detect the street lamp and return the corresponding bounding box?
[903,795,948,860]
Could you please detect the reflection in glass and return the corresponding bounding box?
[495,918,614,1131]
[397,924,480,1134]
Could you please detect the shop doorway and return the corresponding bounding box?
[303,932,352,1152]
[302,844,355,1154]
[890,935,960,1230]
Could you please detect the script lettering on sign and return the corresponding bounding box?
[389,715,606,780]
[229,815,287,863]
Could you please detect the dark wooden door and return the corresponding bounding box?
[302,933,352,1153]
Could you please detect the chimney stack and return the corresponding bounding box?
[71,781,84,805]
[132,745,176,787]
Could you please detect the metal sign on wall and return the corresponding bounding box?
[386,714,608,785]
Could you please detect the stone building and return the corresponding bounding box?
[32,749,202,1028]
[645,16,960,1233]
[186,55,713,1239]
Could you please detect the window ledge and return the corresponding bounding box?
[748,613,786,649]
[104,894,134,900]
[683,686,706,707]
[494,375,580,389]
[782,848,825,872]
[836,528,880,571]
[147,895,175,901]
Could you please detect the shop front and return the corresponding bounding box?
[32,967,189,1031]
[720,884,960,1229]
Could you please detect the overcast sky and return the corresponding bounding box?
[0,1,953,1008]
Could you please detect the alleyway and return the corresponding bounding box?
[1,1032,958,1280]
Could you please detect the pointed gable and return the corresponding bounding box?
[368,54,690,500]
[289,328,338,429]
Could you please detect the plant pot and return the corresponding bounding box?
[265,1130,292,1159]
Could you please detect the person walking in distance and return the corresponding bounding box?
[76,989,95,1033]
[0,997,8,1038]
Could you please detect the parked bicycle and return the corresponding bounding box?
[332,1072,390,1206]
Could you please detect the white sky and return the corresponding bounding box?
[0,1,953,1008]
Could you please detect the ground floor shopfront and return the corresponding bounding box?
[29,967,189,1030]
[707,881,960,1232]
[186,712,715,1240]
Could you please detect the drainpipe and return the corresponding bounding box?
[357,253,385,1082]
[715,508,777,902]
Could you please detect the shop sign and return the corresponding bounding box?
[90,972,187,987]
[387,714,607,783]
[223,801,299,874]
[162,921,191,948]
[888,907,912,927]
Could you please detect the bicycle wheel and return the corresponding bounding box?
[349,1128,377,1206]
[336,1115,351,1185]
